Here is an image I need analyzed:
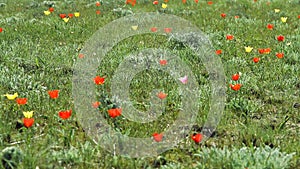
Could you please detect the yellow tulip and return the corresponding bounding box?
[281,17,287,23]
[44,10,51,16]
[274,9,280,13]
[23,111,34,118]
[4,93,18,100]
[131,25,138,30]
[162,3,167,9]
[245,46,253,53]
[63,18,69,23]
[74,12,80,17]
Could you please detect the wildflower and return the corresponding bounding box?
[226,34,234,40]
[58,110,72,120]
[164,28,172,33]
[16,98,27,105]
[151,27,157,32]
[234,16,239,19]
[49,7,54,12]
[157,92,167,100]
[231,73,240,81]
[195,0,199,3]
[94,76,105,85]
[0,27,2,33]
[179,75,188,84]
[48,90,59,99]
[96,10,101,15]
[96,1,101,6]
[276,52,284,59]
[215,49,222,55]
[191,133,203,143]
[267,24,273,30]
[281,17,287,23]
[44,10,51,15]
[162,3,167,9]
[153,1,159,5]
[298,15,300,19]
[92,101,101,108]
[159,59,167,65]
[4,93,18,100]
[74,12,80,17]
[274,9,280,13]
[230,84,242,91]
[182,0,187,4]
[23,111,33,118]
[23,118,34,128]
[221,13,226,18]
[108,108,122,118]
[277,35,284,42]
[245,46,253,53]
[258,49,265,54]
[153,133,163,142]
[253,57,260,63]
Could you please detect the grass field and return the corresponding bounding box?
[0,0,299,168]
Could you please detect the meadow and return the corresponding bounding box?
[0,0,299,168]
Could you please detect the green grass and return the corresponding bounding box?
[0,0,299,168]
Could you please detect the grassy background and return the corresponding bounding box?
[0,0,299,168]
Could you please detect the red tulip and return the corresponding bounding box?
[96,1,101,6]
[58,110,72,120]
[68,13,74,18]
[157,92,167,100]
[126,0,136,6]
[267,24,273,30]
[159,59,167,65]
[48,90,59,99]
[16,98,27,105]
[215,49,222,55]
[194,0,199,3]
[164,28,172,33]
[207,1,213,5]
[0,27,3,33]
[182,0,187,4]
[231,74,240,81]
[78,53,84,58]
[277,35,284,42]
[264,48,271,54]
[153,133,163,142]
[59,13,67,19]
[153,1,159,5]
[94,76,105,85]
[49,7,54,13]
[23,118,34,128]
[226,34,234,40]
[221,13,226,18]
[108,108,122,118]
[230,84,242,91]
[253,57,260,63]
[191,133,203,143]
[96,10,101,15]
[92,101,101,108]
[276,52,284,59]
[150,27,157,32]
